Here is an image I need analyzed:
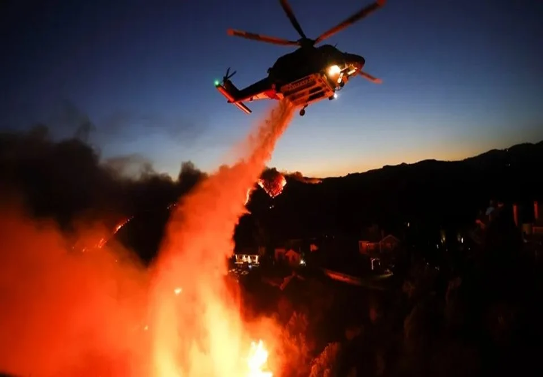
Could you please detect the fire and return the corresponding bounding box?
[97,216,133,249]
[0,100,294,377]
[258,169,287,198]
[245,187,252,205]
[247,340,272,377]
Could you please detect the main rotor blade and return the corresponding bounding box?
[314,0,386,44]
[359,71,382,84]
[279,0,307,40]
[227,29,299,46]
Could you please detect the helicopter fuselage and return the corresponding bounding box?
[216,0,385,116]
[268,44,366,87]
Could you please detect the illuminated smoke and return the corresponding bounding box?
[0,207,150,376]
[149,99,295,376]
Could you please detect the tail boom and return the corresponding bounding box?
[215,82,252,114]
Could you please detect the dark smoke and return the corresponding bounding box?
[178,161,208,193]
[103,154,157,179]
[285,171,322,184]
[260,167,283,182]
[47,100,97,143]
[0,128,206,236]
[0,124,315,256]
[261,167,322,184]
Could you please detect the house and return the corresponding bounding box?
[274,247,287,261]
[473,201,543,245]
[532,201,542,235]
[274,247,303,267]
[520,201,543,235]
[358,234,400,272]
[234,246,264,266]
[234,253,260,265]
[285,249,302,266]
[358,234,401,255]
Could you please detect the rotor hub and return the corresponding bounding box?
[298,38,315,48]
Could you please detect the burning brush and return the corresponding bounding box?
[258,168,287,199]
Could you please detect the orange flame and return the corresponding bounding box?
[245,187,252,205]
[97,216,132,249]
[247,340,272,377]
[258,173,287,199]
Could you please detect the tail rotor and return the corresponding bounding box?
[223,67,237,83]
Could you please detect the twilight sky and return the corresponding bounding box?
[1,0,542,178]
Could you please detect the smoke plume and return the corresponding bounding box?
[0,128,208,233]
[286,171,322,184]
[0,204,150,376]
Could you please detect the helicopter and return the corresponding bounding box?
[215,0,386,117]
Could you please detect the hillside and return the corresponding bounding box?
[245,141,543,240]
[3,127,539,241]
[99,141,542,263]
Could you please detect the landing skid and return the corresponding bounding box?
[297,90,338,116]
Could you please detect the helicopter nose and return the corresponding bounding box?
[346,54,365,70]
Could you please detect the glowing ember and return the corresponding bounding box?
[97,216,133,249]
[96,237,107,249]
[247,340,272,377]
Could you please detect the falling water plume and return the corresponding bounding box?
[150,99,295,376]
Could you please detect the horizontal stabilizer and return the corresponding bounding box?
[215,83,252,114]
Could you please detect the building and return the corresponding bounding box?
[358,233,401,272]
[472,200,542,248]
[532,201,542,235]
[234,253,260,266]
[274,247,287,261]
[285,248,302,266]
[358,234,401,255]
[234,246,265,266]
[517,201,543,235]
[274,247,304,267]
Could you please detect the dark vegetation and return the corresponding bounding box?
[237,198,543,375]
[0,128,542,376]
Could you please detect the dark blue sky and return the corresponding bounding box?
[1,0,542,177]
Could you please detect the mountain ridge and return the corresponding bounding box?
[251,140,543,241]
[305,141,543,181]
